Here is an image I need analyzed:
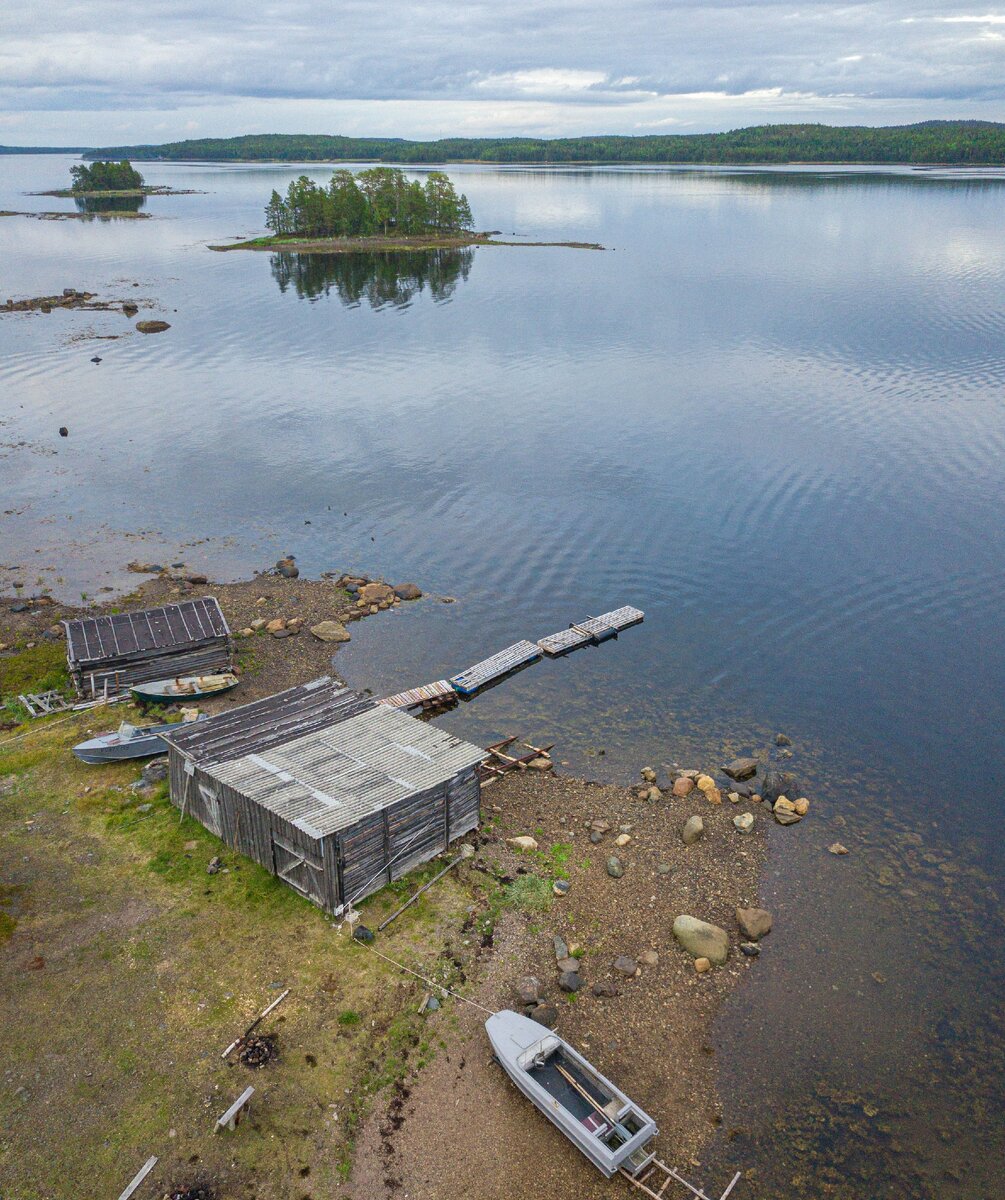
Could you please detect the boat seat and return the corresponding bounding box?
[517,1035,561,1070]
[582,1112,611,1136]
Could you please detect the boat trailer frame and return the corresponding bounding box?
[620,1160,742,1200]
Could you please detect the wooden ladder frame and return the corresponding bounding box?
[620,1160,741,1200]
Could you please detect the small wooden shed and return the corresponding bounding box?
[162,678,485,913]
[63,597,231,699]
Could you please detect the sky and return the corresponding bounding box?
[2,1,1004,145]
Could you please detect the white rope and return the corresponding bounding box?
[348,935,498,1018]
[0,696,120,749]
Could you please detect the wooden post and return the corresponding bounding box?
[117,1156,158,1200]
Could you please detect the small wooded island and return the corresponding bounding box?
[35,159,198,199]
[212,166,603,252]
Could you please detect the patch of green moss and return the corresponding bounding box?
[0,641,70,700]
[0,911,16,944]
[501,873,553,914]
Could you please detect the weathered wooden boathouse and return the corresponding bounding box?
[63,597,231,699]
[161,677,485,914]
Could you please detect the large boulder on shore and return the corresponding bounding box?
[673,915,729,966]
[310,620,350,643]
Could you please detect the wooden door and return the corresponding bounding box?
[271,833,326,905]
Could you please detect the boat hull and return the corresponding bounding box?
[131,673,238,703]
[72,715,206,764]
[486,1010,657,1177]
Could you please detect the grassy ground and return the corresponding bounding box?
[0,697,481,1200]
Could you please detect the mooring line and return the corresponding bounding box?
[347,933,498,1018]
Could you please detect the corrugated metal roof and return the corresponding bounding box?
[64,597,229,666]
[165,677,374,766]
[204,705,486,838]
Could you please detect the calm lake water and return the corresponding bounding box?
[1,156,1003,1197]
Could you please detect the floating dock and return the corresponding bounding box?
[449,640,541,695]
[377,680,455,710]
[537,606,645,657]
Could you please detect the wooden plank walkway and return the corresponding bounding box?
[538,605,644,657]
[377,680,455,710]
[449,640,541,695]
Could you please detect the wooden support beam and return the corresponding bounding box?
[216,1086,254,1132]
[117,1155,158,1200]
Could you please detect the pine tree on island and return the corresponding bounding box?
[70,160,145,193]
[264,168,473,239]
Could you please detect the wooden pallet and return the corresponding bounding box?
[17,690,72,717]
[450,640,541,695]
[377,680,455,710]
[537,605,645,657]
[621,1160,741,1200]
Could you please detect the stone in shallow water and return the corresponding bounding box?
[828,843,849,855]
[722,757,758,781]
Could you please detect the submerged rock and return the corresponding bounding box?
[673,915,729,966]
[828,843,849,855]
[761,769,799,804]
[722,757,758,781]
[135,319,170,333]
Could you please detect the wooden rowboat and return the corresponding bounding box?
[131,673,239,703]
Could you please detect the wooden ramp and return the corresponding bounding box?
[377,680,455,710]
[449,640,541,695]
[537,605,645,657]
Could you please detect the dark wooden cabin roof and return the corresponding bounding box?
[63,597,229,667]
[163,676,376,767]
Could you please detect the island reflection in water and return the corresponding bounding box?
[72,194,147,217]
[269,246,474,308]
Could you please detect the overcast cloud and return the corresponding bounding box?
[2,1,1004,143]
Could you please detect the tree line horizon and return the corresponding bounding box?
[74,121,1005,165]
[264,168,473,238]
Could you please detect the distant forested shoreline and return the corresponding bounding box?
[68,122,1005,165]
